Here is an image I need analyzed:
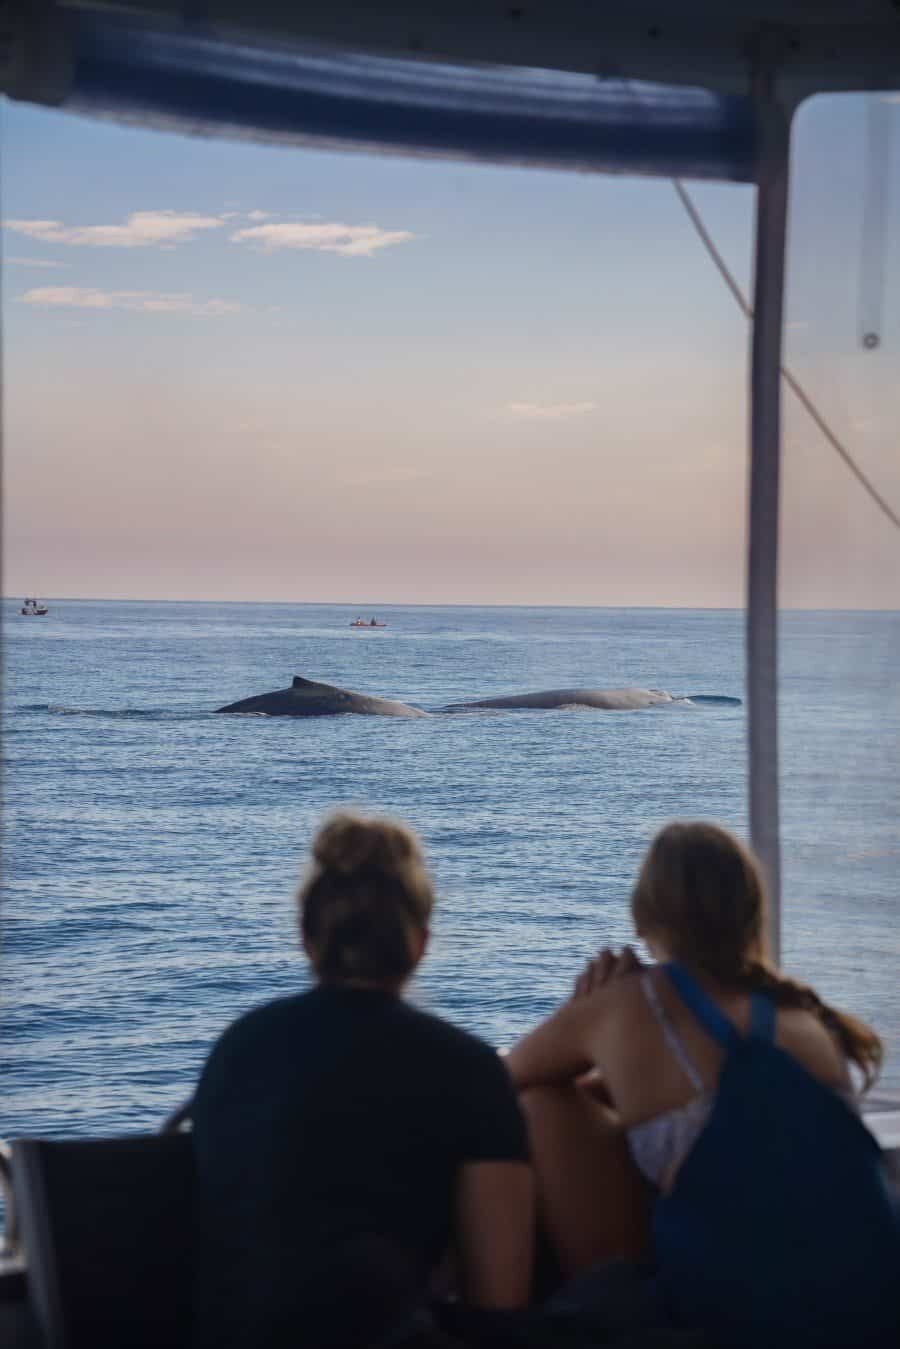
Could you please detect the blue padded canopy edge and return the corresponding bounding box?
[61,12,759,183]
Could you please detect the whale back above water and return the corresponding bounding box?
[217,677,739,719]
[443,686,677,712]
[217,675,428,718]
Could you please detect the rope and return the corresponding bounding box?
[673,179,900,535]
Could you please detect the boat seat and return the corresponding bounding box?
[4,1116,897,1349]
[11,1134,192,1349]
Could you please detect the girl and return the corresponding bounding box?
[507,821,897,1348]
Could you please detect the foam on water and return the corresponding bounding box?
[47,704,211,721]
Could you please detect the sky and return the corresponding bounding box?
[2,91,898,607]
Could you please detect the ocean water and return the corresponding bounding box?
[2,601,898,1141]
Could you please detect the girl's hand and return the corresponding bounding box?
[574,1067,615,1107]
[572,945,642,998]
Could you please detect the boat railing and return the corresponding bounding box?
[0,1143,20,1266]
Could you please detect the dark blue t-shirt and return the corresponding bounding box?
[192,985,527,1347]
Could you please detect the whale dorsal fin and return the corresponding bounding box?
[292,675,323,690]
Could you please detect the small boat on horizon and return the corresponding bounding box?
[20,597,48,616]
[350,616,386,628]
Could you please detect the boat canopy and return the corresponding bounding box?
[3,3,898,182]
[6,5,900,121]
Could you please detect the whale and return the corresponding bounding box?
[217,677,740,719]
[217,675,428,718]
[442,686,680,712]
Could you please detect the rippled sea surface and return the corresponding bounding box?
[2,601,898,1138]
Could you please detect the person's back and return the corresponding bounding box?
[192,812,533,1349]
[650,963,900,1348]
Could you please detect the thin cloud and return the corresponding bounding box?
[507,401,598,419]
[230,221,414,257]
[21,286,240,316]
[5,255,69,269]
[246,210,270,221]
[3,211,224,248]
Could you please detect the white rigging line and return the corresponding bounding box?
[673,178,900,535]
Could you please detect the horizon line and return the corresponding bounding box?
[4,595,898,614]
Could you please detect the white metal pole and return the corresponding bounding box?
[748,92,790,964]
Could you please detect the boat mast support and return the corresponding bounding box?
[747,80,790,964]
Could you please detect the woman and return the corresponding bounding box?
[192,812,533,1349]
[506,821,898,1348]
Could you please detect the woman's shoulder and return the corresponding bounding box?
[396,997,504,1062]
[208,989,316,1056]
[193,992,313,1106]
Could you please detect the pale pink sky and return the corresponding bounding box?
[3,95,899,607]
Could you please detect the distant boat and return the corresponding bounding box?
[20,598,48,616]
[349,616,386,628]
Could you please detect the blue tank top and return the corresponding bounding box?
[652,963,900,1348]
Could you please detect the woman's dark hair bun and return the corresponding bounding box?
[300,811,434,984]
[312,813,416,876]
